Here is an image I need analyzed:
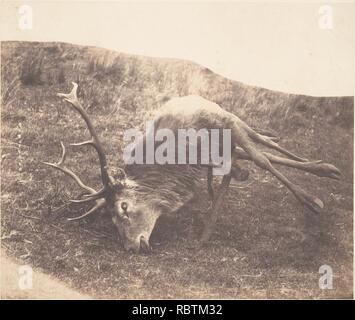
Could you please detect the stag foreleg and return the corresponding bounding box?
[201,172,232,243]
[207,166,214,200]
[205,161,248,200]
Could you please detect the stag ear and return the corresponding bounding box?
[108,167,127,191]
[108,167,126,180]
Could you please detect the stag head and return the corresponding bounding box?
[43,82,157,252]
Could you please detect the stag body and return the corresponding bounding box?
[45,83,341,253]
[115,96,235,251]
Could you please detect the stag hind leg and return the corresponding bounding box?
[231,123,325,213]
[234,117,309,162]
[234,147,341,180]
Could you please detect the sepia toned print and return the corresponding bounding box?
[0,1,353,300]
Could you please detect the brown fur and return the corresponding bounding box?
[48,85,340,253]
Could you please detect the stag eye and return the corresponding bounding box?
[121,202,128,211]
[119,202,130,219]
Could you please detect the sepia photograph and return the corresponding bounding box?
[0,0,353,303]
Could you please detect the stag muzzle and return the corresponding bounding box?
[123,235,152,253]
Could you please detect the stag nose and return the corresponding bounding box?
[139,235,151,253]
[123,241,140,253]
[123,236,152,253]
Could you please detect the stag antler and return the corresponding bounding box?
[57,82,112,189]
[43,82,123,220]
[42,142,107,220]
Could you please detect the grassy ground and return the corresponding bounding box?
[1,41,353,299]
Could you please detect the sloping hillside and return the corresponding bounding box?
[1,41,353,298]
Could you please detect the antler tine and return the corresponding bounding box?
[42,141,95,194]
[82,187,107,198]
[58,141,66,165]
[42,142,107,221]
[57,82,111,189]
[69,192,105,203]
[67,199,106,221]
[70,140,94,147]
